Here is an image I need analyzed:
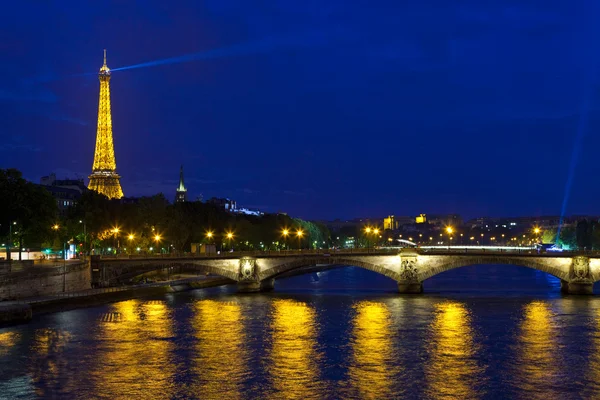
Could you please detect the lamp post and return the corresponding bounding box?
[154,234,161,254]
[533,227,541,244]
[282,229,289,251]
[112,227,120,255]
[52,224,66,292]
[79,220,87,261]
[226,232,234,252]
[373,228,380,247]
[365,227,372,252]
[7,221,17,261]
[128,234,135,255]
[446,227,454,247]
[296,229,304,251]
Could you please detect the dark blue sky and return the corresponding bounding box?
[1,1,599,220]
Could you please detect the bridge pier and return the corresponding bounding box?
[397,282,423,294]
[237,278,275,293]
[561,281,593,295]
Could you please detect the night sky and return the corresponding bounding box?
[2,1,600,220]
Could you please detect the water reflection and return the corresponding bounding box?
[191,300,249,399]
[425,301,482,399]
[0,331,19,356]
[346,301,398,399]
[89,299,176,399]
[585,305,600,396]
[29,328,73,397]
[267,299,322,399]
[514,301,558,398]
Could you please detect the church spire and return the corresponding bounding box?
[178,165,186,192]
[175,165,187,203]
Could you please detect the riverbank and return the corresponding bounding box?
[0,277,232,325]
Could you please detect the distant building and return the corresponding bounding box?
[427,214,463,228]
[39,173,87,215]
[175,165,187,203]
[41,186,81,215]
[40,173,87,194]
[416,214,427,224]
[206,197,263,216]
[207,197,237,211]
[236,207,264,216]
[383,216,398,230]
[394,216,415,226]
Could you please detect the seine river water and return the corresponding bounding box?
[2,265,600,399]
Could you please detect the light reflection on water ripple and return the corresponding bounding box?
[0,265,600,399]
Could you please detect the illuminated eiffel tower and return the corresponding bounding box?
[88,49,124,199]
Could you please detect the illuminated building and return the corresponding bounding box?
[207,197,264,216]
[416,213,427,224]
[383,215,397,230]
[174,165,187,203]
[88,50,124,199]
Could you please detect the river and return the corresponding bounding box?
[1,265,600,399]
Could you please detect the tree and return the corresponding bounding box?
[558,227,577,250]
[542,228,557,244]
[576,219,592,250]
[0,168,57,259]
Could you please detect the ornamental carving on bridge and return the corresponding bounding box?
[239,258,257,281]
[572,256,591,281]
[400,259,418,282]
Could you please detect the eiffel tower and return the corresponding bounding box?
[88,50,124,199]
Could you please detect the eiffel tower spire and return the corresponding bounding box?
[88,49,124,199]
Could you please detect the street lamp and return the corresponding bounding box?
[282,229,289,250]
[154,234,161,253]
[373,228,380,249]
[79,220,87,261]
[446,227,453,245]
[226,232,234,251]
[112,227,120,254]
[296,229,304,250]
[51,224,66,291]
[364,227,372,251]
[4,221,18,261]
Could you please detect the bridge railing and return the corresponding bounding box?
[97,248,404,260]
[94,246,599,261]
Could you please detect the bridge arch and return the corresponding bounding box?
[417,256,570,283]
[259,257,402,282]
[104,261,239,284]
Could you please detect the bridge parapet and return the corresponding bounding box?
[90,251,600,295]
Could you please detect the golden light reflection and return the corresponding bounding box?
[268,299,322,399]
[584,306,600,397]
[425,302,481,399]
[346,301,398,400]
[29,328,74,397]
[191,300,249,400]
[89,299,175,399]
[0,331,19,356]
[515,301,558,398]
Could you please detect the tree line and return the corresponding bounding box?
[0,168,330,257]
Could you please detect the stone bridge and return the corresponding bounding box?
[90,249,600,295]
